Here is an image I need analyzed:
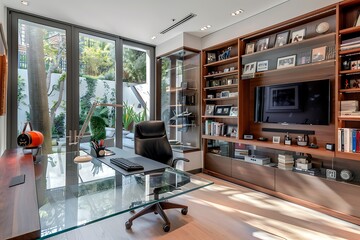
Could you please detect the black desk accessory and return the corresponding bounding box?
[9,174,25,187]
[110,158,144,171]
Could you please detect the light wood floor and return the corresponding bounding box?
[48,174,360,240]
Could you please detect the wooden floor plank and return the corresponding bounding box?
[46,173,360,240]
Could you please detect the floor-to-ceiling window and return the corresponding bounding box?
[7,10,155,152]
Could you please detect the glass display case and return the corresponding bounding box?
[158,48,200,151]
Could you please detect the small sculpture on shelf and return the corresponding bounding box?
[218,47,232,61]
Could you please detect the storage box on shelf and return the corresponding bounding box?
[336,0,360,160]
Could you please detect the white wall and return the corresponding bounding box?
[156,32,201,57]
[0,3,6,155]
[201,0,341,49]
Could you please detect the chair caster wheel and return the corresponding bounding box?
[181,208,188,215]
[130,210,135,213]
[163,224,170,232]
[125,221,132,229]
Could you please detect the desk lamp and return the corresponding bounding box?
[71,101,122,163]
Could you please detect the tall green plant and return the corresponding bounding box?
[122,102,135,131]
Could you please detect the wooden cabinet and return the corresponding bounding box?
[204,153,232,176]
[336,0,360,160]
[231,158,275,190]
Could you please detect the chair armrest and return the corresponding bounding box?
[172,157,190,168]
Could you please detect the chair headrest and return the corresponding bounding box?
[135,121,166,138]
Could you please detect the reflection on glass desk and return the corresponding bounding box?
[34,151,213,238]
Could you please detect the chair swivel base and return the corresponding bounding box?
[125,201,188,232]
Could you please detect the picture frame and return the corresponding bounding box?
[257,60,269,72]
[256,37,269,52]
[214,105,232,116]
[181,81,188,89]
[277,55,296,69]
[205,104,215,116]
[272,136,281,144]
[274,31,289,47]
[311,46,327,62]
[220,91,230,98]
[350,79,360,88]
[291,29,306,43]
[227,125,238,138]
[245,42,255,54]
[355,10,360,27]
[297,51,311,65]
[243,62,256,74]
[207,52,216,63]
[229,107,238,116]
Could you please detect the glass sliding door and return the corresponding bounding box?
[15,18,69,153]
[78,32,117,149]
[122,42,154,150]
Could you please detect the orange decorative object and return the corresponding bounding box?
[17,122,44,148]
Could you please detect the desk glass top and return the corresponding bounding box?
[34,150,212,238]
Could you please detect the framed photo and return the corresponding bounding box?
[291,29,305,43]
[350,79,360,88]
[297,51,311,65]
[257,60,268,72]
[229,107,238,116]
[274,31,289,47]
[243,62,256,74]
[227,125,238,138]
[245,42,255,54]
[207,52,216,63]
[256,37,269,52]
[214,105,232,116]
[265,84,300,113]
[355,11,360,27]
[205,104,215,116]
[277,55,296,69]
[272,136,281,144]
[220,91,230,98]
[311,46,327,62]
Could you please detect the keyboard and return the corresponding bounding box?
[110,158,144,171]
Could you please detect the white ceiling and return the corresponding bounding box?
[3,0,341,46]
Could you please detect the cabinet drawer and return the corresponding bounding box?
[232,159,275,190]
[205,153,231,176]
[276,169,360,217]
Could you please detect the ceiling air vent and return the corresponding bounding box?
[160,13,197,34]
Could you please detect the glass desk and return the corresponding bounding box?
[34,151,213,238]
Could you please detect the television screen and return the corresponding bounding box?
[254,79,330,125]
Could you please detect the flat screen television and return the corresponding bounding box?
[254,79,330,125]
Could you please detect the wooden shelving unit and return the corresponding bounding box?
[203,84,238,91]
[203,70,238,79]
[204,96,238,101]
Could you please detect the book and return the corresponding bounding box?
[352,129,357,153]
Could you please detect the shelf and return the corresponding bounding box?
[202,134,238,143]
[242,33,336,59]
[204,84,238,91]
[339,69,360,75]
[169,124,196,128]
[244,60,335,80]
[339,26,360,35]
[238,139,335,157]
[204,96,238,101]
[339,88,360,93]
[166,87,197,93]
[204,56,238,67]
[202,115,238,119]
[339,47,360,55]
[338,116,360,121]
[168,104,195,107]
[336,151,360,161]
[204,70,238,79]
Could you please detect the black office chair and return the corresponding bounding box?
[125,120,190,232]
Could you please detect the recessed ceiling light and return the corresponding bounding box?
[151,36,156,40]
[201,25,211,31]
[231,9,244,16]
[21,0,29,6]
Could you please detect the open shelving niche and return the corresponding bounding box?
[336,0,360,161]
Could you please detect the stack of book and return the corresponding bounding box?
[340,37,360,51]
[204,120,225,136]
[338,128,360,153]
[277,154,294,170]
